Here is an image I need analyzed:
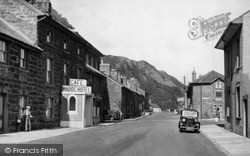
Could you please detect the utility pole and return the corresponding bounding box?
[183,76,187,109]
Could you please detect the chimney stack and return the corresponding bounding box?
[192,68,197,82]
[121,76,127,86]
[100,61,111,76]
[110,69,118,81]
[28,0,52,15]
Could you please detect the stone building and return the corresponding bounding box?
[0,17,43,132]
[187,70,225,119]
[100,61,146,119]
[215,11,250,138]
[85,64,105,124]
[0,0,104,132]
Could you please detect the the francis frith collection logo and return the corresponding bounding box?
[188,13,231,41]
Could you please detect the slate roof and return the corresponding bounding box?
[0,18,41,50]
[215,11,250,49]
[191,70,224,85]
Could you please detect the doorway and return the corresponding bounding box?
[243,99,248,137]
[0,94,4,132]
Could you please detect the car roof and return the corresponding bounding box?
[181,109,198,112]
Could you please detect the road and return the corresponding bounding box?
[31,112,224,156]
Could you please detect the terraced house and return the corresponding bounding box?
[215,11,250,138]
[100,61,146,119]
[0,0,104,133]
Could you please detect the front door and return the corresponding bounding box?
[243,99,248,137]
[0,94,4,131]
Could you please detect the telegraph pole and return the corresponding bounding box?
[183,76,187,109]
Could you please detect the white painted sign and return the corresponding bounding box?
[69,79,87,86]
[62,85,92,94]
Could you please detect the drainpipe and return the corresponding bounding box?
[200,86,203,119]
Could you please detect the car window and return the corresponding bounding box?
[182,111,198,117]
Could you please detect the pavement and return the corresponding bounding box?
[0,114,250,156]
[0,115,149,144]
[200,124,250,156]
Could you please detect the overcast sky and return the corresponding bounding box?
[50,0,250,83]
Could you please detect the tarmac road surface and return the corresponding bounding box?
[31,112,225,156]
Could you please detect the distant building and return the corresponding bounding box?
[187,71,225,119]
[100,61,146,119]
[215,11,250,138]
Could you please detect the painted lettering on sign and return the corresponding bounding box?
[62,86,92,94]
[188,13,231,41]
[69,79,87,86]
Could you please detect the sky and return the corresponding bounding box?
[50,0,250,83]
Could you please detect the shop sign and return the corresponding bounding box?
[69,79,87,86]
[62,85,92,94]
[62,79,91,94]
[188,13,231,41]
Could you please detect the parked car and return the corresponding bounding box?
[178,109,200,133]
[104,110,122,121]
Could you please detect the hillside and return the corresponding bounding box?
[103,55,185,110]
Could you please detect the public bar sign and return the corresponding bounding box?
[188,13,231,41]
[62,79,91,94]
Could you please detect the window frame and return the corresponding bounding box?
[46,57,53,84]
[0,40,6,63]
[63,38,68,51]
[19,96,26,117]
[63,62,69,85]
[77,47,81,58]
[215,91,222,98]
[20,48,27,69]
[236,39,240,70]
[46,29,52,43]
[68,95,77,114]
[46,98,53,118]
[77,68,81,79]
[236,86,241,118]
[215,81,222,89]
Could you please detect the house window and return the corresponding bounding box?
[69,96,76,111]
[0,40,6,63]
[77,48,80,58]
[88,54,91,65]
[91,57,94,67]
[77,68,81,79]
[19,96,26,117]
[46,58,52,84]
[46,30,52,43]
[63,63,69,85]
[86,54,91,65]
[95,60,98,70]
[216,91,222,98]
[236,86,241,118]
[63,39,68,50]
[215,81,222,89]
[226,47,232,76]
[46,98,53,118]
[20,49,26,69]
[226,107,230,117]
[63,63,68,76]
[236,39,240,69]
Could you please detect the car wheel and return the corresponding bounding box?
[196,130,200,133]
[110,117,114,121]
[179,128,183,133]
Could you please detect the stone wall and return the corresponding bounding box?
[0,0,39,43]
[0,35,43,132]
[106,78,122,111]
[192,81,225,119]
